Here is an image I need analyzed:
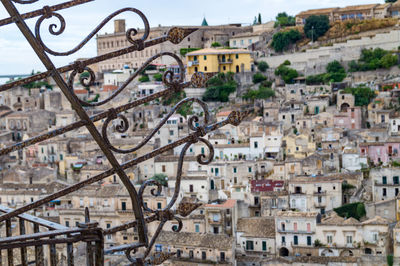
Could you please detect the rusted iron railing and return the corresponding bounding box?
[0,0,248,264]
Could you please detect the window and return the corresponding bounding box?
[282,236,286,244]
[236,54,239,59]
[248,167,252,173]
[106,223,111,229]
[177,249,181,258]
[65,221,70,227]
[254,141,258,148]
[162,165,166,172]
[327,235,333,244]
[204,55,207,60]
[394,176,399,185]
[373,232,378,242]
[233,167,237,173]
[157,202,162,209]
[246,240,254,250]
[293,235,298,245]
[307,236,312,246]
[220,252,225,261]
[293,222,297,232]
[201,251,206,260]
[307,223,311,233]
[213,226,219,234]
[262,241,267,251]
[382,176,387,184]
[195,224,200,233]
[121,201,126,211]
[201,147,205,154]
[383,188,387,196]
[346,235,353,244]
[189,185,194,193]
[79,198,83,207]
[169,130,174,136]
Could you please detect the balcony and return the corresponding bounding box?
[313,191,327,196]
[314,202,326,208]
[218,59,233,64]
[190,60,199,66]
[208,218,223,225]
[374,180,400,187]
[278,229,315,234]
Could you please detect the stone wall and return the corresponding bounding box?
[260,29,400,76]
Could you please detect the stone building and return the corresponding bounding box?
[96,20,252,72]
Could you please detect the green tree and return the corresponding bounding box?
[343,86,376,106]
[154,73,163,82]
[203,72,237,102]
[139,75,150,82]
[275,64,299,84]
[257,61,269,72]
[211,42,222,48]
[151,173,168,187]
[253,73,267,84]
[271,29,302,52]
[275,12,295,27]
[304,15,330,40]
[258,13,262,24]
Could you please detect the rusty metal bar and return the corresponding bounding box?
[49,232,57,266]
[33,224,44,266]
[18,219,27,266]
[94,232,104,266]
[0,205,68,230]
[0,28,195,92]
[0,82,190,156]
[6,219,13,266]
[1,0,148,245]
[66,237,74,266]
[0,0,93,27]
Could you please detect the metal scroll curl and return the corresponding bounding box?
[135,136,214,263]
[35,7,150,56]
[12,0,39,3]
[67,52,185,107]
[102,97,210,154]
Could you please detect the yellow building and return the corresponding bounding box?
[186,48,254,75]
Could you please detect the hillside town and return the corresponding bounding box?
[3,0,400,265]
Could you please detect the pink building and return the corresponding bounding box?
[251,179,284,193]
[334,107,362,130]
[360,138,400,165]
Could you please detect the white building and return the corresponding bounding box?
[275,211,319,257]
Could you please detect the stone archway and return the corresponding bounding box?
[340,249,354,257]
[340,103,350,112]
[279,247,289,257]
[321,248,335,257]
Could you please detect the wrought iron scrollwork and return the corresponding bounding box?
[68,52,185,107]
[12,0,39,4]
[0,1,251,265]
[35,7,150,56]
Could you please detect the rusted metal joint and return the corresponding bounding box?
[42,5,52,19]
[73,60,86,73]
[108,108,118,120]
[155,210,174,222]
[77,221,99,229]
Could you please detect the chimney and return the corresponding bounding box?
[114,19,126,33]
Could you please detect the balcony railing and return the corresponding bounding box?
[277,228,315,234]
[0,205,103,266]
[218,60,233,64]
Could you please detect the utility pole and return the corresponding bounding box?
[311,25,314,43]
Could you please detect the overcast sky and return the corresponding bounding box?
[0,0,384,76]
